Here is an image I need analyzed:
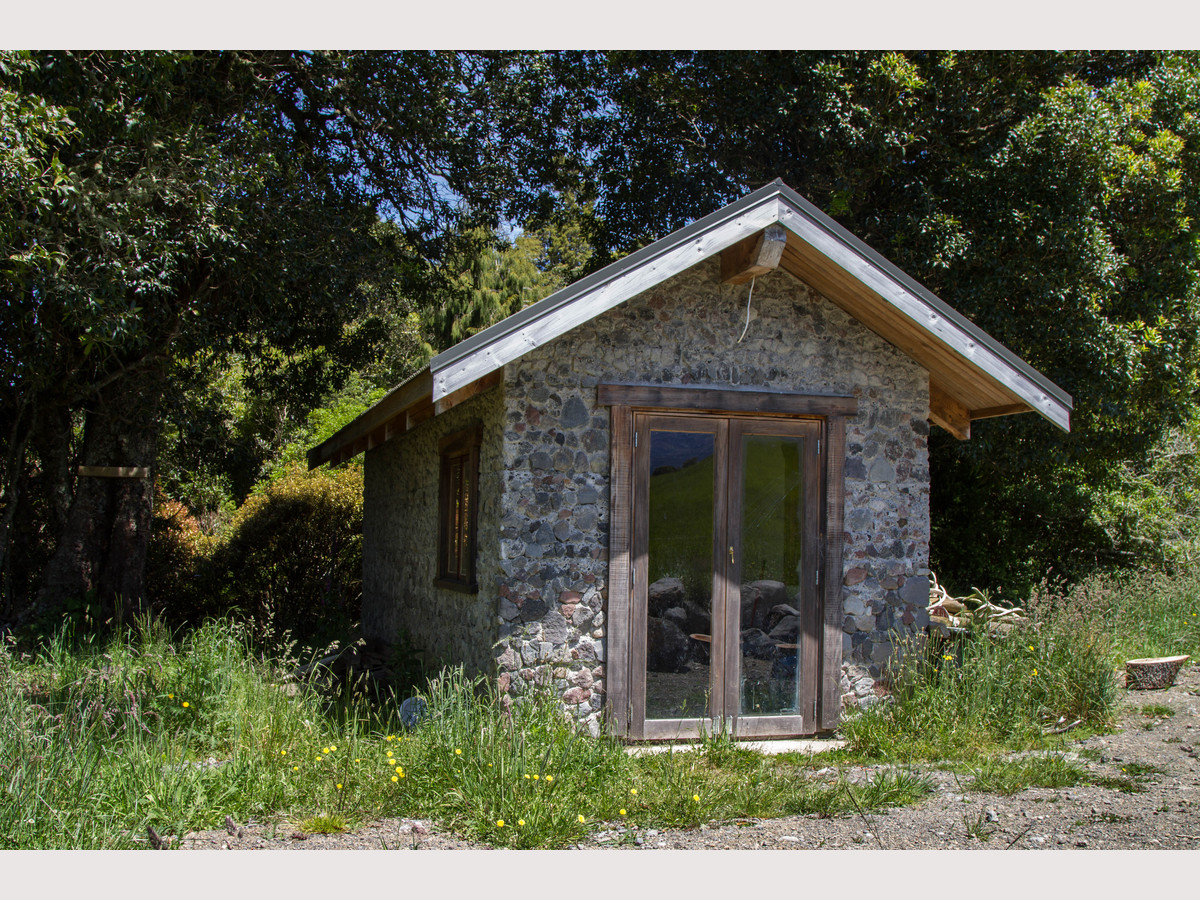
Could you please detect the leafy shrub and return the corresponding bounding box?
[146,487,214,625]
[205,463,364,649]
[151,465,364,648]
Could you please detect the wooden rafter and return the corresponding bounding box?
[929,381,971,441]
[720,224,789,285]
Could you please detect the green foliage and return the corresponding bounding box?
[0,49,591,623]
[581,50,1200,593]
[425,203,594,351]
[842,593,1119,761]
[0,621,938,850]
[965,755,1086,795]
[200,465,364,649]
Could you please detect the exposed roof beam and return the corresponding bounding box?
[929,381,971,440]
[720,224,788,284]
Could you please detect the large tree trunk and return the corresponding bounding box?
[29,372,163,626]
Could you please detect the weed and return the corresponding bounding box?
[963,810,995,842]
[1141,703,1175,718]
[1091,775,1147,794]
[300,813,349,834]
[966,755,1085,795]
[1120,762,1164,778]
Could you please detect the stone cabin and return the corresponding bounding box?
[309,179,1072,741]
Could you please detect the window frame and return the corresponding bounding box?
[436,425,482,593]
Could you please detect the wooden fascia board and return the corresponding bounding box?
[306,369,433,469]
[430,199,785,403]
[775,205,1071,433]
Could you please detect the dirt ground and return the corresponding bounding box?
[178,664,1200,851]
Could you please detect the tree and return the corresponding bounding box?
[579,51,1200,593]
[0,50,587,625]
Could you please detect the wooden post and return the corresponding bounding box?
[77,466,151,479]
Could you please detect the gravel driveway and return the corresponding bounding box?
[179,665,1200,851]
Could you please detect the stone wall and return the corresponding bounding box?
[361,386,504,678]
[492,257,931,733]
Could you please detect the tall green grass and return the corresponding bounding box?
[842,566,1200,762]
[1,620,931,849]
[842,595,1119,761]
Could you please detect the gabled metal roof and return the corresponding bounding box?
[309,179,1072,469]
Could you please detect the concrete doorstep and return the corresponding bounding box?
[626,738,846,757]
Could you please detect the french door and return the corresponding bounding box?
[629,412,823,739]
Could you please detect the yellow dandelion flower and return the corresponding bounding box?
[496,819,505,828]
[518,819,525,826]
[1033,668,1038,677]
[182,701,189,708]
[545,775,553,782]
[533,774,539,780]
[330,745,337,752]
[336,783,343,790]
[356,758,361,763]
[386,735,395,742]
[399,772,405,778]
[488,763,493,767]
[1028,645,1035,652]
[577,814,585,824]
[395,766,403,774]
[524,774,531,780]
[387,750,394,758]
[942,654,953,661]
[391,775,398,783]
[280,749,287,756]
[619,809,627,816]
[322,747,329,754]
[629,788,637,796]
[455,748,462,756]
[693,794,701,802]
[167,694,174,700]
[292,766,299,772]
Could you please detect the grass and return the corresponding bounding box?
[964,756,1086,795]
[1141,703,1175,718]
[6,563,1196,849]
[840,564,1200,764]
[0,619,932,850]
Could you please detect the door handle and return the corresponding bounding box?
[729,546,735,565]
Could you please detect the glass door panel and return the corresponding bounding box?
[632,414,727,739]
[725,419,821,736]
[645,428,716,721]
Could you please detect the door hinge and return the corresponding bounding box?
[634,431,638,448]
[813,699,818,721]
[817,438,821,455]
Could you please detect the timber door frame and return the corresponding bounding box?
[599,382,857,740]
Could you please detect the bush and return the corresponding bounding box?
[146,488,214,625]
[205,464,364,649]
[150,464,364,649]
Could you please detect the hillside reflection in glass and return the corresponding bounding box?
[645,429,714,720]
[738,434,805,717]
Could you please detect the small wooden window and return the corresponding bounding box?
[437,426,482,592]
